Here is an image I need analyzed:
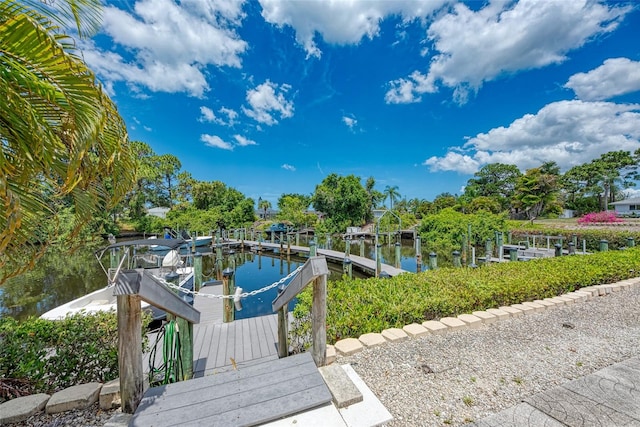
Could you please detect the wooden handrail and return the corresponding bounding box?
[272,256,329,311]
[114,269,201,413]
[271,256,329,367]
[114,269,200,323]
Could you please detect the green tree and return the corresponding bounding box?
[364,177,384,221]
[431,193,458,213]
[561,151,636,212]
[513,164,560,221]
[464,163,521,211]
[258,198,272,219]
[312,174,370,232]
[154,154,181,208]
[175,171,195,205]
[277,194,311,228]
[383,185,400,209]
[1,0,135,284]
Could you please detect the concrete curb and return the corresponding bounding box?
[0,380,121,425]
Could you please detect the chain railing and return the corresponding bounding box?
[152,264,304,300]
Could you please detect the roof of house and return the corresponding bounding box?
[610,198,640,206]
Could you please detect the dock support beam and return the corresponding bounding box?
[311,275,327,367]
[117,295,143,414]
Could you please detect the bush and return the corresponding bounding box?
[290,248,640,344]
[0,311,150,401]
[577,211,622,224]
[509,228,640,251]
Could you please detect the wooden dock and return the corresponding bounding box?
[229,239,408,276]
[133,352,332,427]
[146,301,280,378]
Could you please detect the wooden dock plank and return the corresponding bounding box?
[231,239,407,276]
[233,317,244,363]
[193,323,211,375]
[132,353,331,427]
[215,323,229,367]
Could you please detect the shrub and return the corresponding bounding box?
[290,248,640,344]
[577,211,622,224]
[0,311,150,401]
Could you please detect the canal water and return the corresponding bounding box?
[1,235,450,322]
[1,239,399,321]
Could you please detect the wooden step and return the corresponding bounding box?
[131,352,332,427]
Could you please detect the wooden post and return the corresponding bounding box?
[555,243,562,257]
[452,250,461,267]
[416,236,422,273]
[360,237,365,258]
[395,242,401,269]
[599,239,608,252]
[509,248,518,261]
[177,317,193,380]
[277,307,288,358]
[117,295,143,414]
[194,253,202,292]
[429,252,437,270]
[376,244,382,277]
[311,275,327,367]
[343,257,352,278]
[310,240,316,256]
[295,232,300,246]
[485,239,493,260]
[222,268,234,323]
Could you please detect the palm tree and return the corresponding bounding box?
[1,0,135,284]
[258,199,272,220]
[383,185,400,209]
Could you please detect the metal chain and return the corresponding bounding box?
[152,264,303,300]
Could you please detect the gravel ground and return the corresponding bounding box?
[13,403,119,426]
[338,285,640,426]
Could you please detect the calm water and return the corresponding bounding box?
[1,240,394,321]
[0,236,450,321]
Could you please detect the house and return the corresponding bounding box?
[147,207,170,219]
[609,198,640,216]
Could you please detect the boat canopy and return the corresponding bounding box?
[95,238,187,258]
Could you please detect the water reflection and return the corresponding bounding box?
[1,236,459,322]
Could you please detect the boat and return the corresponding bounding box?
[149,229,213,252]
[40,238,194,321]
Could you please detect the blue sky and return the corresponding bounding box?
[82,0,640,206]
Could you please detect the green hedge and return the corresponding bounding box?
[509,228,640,251]
[0,311,149,401]
[292,248,640,344]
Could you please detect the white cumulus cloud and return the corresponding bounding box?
[234,135,257,146]
[242,81,294,125]
[425,100,640,174]
[83,0,247,97]
[259,0,447,58]
[201,134,233,150]
[565,58,640,101]
[342,115,357,131]
[386,0,631,104]
[199,106,239,126]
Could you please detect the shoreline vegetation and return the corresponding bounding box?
[291,245,640,346]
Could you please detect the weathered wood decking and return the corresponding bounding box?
[193,312,279,376]
[229,239,408,276]
[133,352,332,427]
